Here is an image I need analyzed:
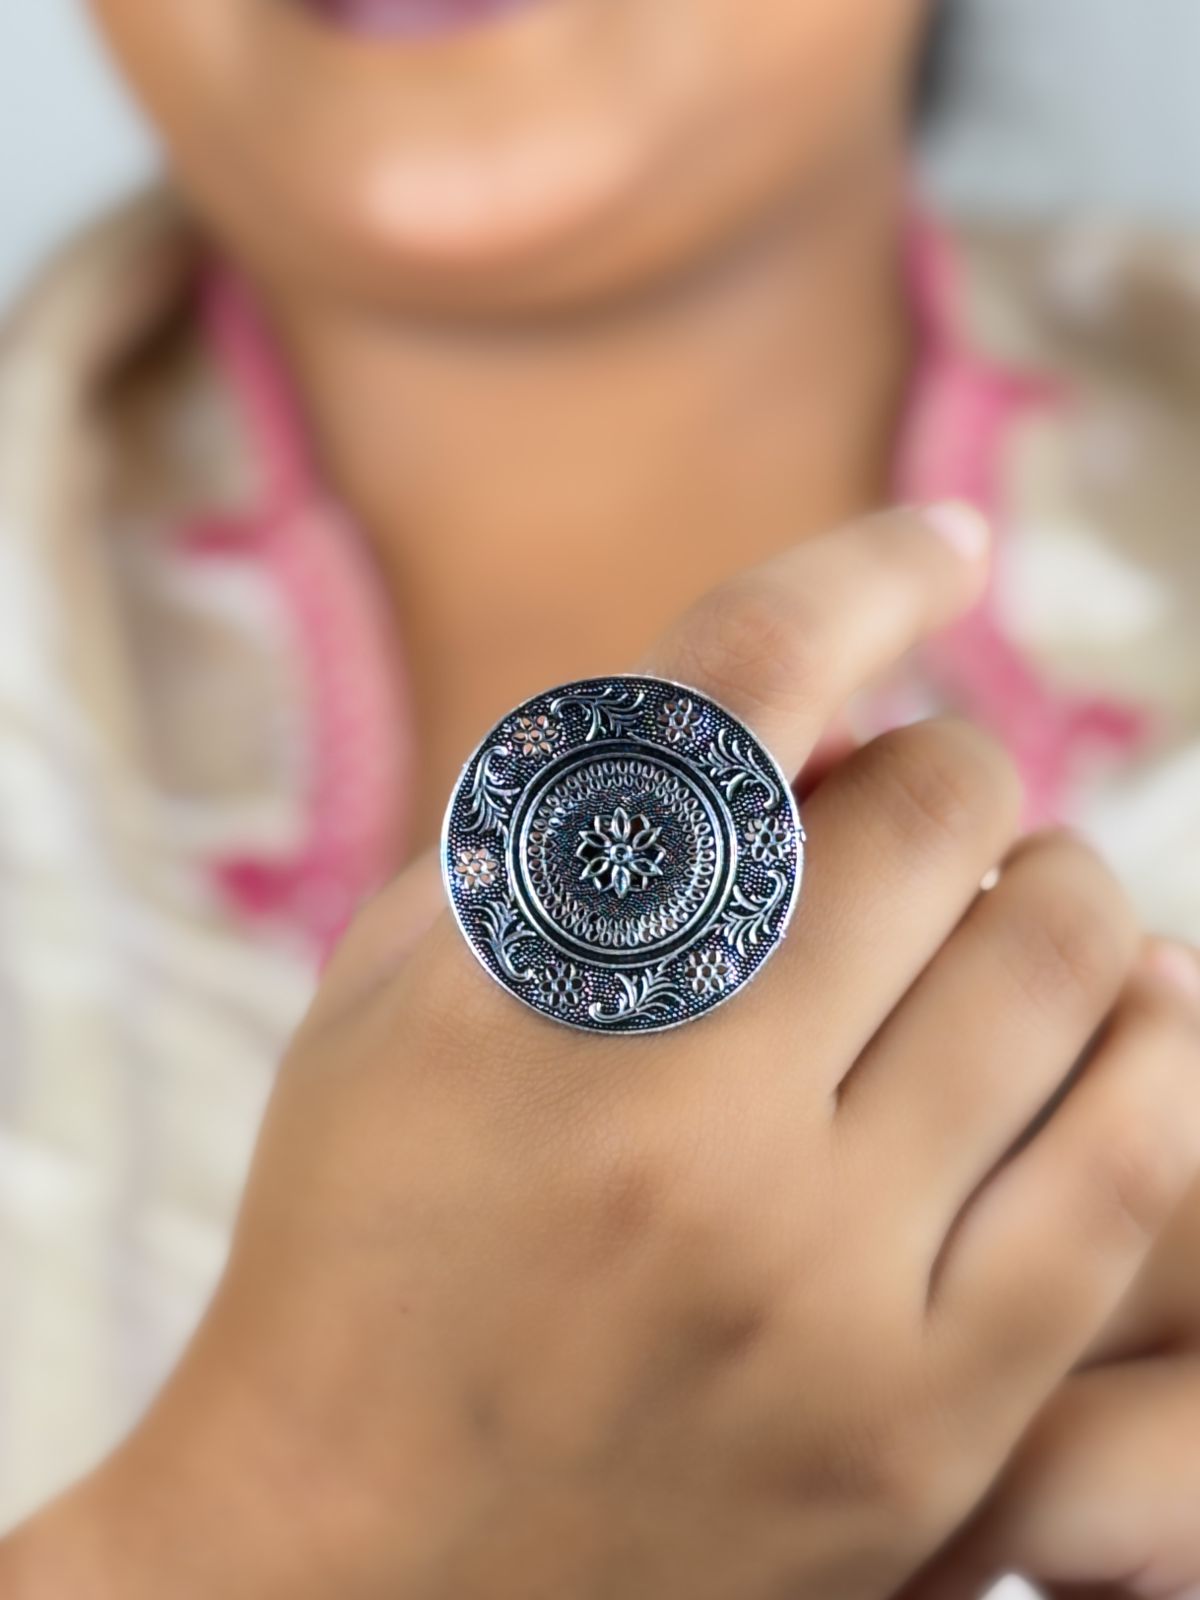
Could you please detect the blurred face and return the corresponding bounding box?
[90,0,930,316]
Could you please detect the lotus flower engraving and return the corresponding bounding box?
[576,807,666,901]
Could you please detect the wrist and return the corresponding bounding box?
[0,1481,146,1600]
[0,1341,369,1599]
[0,1287,486,1600]
[0,1432,307,1600]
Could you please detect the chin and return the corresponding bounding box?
[199,98,863,320]
[97,0,920,317]
[199,127,657,319]
[280,106,661,302]
[187,0,726,313]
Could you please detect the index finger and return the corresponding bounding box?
[642,502,990,777]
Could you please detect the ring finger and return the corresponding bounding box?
[839,828,1141,1232]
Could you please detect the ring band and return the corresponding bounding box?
[442,675,804,1034]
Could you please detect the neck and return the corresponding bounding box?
[264,153,915,838]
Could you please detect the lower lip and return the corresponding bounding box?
[294,0,542,38]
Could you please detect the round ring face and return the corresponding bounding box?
[442,676,804,1034]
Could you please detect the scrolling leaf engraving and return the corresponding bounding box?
[464,745,520,839]
[551,685,647,742]
[720,869,789,959]
[478,897,539,983]
[588,962,687,1024]
[701,727,783,813]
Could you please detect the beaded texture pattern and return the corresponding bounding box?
[442,676,804,1034]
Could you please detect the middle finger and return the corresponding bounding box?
[741,716,1022,1089]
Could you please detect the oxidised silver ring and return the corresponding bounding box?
[441,675,804,1034]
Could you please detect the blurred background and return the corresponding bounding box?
[3,0,1200,1573]
[5,0,1200,311]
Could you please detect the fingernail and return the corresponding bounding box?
[924,501,991,562]
[1149,941,1200,1000]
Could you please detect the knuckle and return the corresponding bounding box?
[849,1413,955,1534]
[789,1351,956,1532]
[1121,976,1200,1053]
[571,1111,777,1316]
[1083,1108,1183,1248]
[1007,836,1134,1014]
[1076,987,1200,1250]
[1138,958,1200,1047]
[574,1122,679,1249]
[617,1152,735,1270]
[1038,899,1122,1003]
[676,580,827,719]
[860,719,1016,861]
[871,1388,991,1536]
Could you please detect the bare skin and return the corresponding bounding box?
[0,0,1188,1589]
[915,1096,1200,1600]
[6,508,1200,1598]
[270,172,911,838]
[87,0,921,839]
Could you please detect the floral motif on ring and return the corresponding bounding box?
[656,697,700,745]
[746,814,793,865]
[535,961,585,1011]
[576,807,667,901]
[454,845,500,894]
[685,947,735,998]
[512,714,561,759]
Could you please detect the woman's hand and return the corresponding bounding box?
[9,506,1200,1600]
[1092,1136,1200,1368]
[906,973,1200,1600]
[911,1349,1200,1600]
